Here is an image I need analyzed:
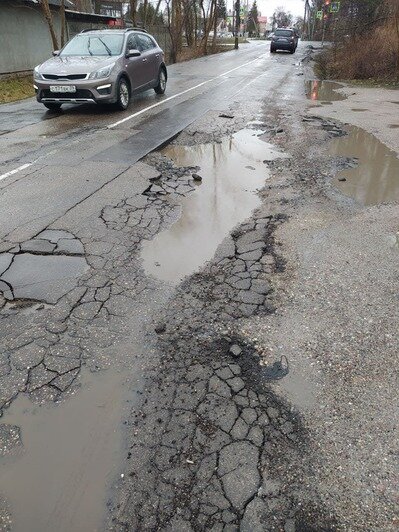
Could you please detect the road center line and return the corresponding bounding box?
[108,54,266,129]
[0,163,32,182]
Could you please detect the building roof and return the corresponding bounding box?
[20,0,117,22]
[28,0,74,7]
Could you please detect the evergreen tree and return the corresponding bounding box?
[247,1,259,35]
[216,0,227,20]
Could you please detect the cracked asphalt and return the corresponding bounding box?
[0,40,398,531]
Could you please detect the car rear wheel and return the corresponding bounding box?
[43,103,62,111]
[115,77,130,111]
[154,68,167,95]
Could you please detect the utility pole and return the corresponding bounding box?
[234,0,240,49]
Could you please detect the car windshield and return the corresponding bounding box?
[60,34,124,57]
[275,30,293,37]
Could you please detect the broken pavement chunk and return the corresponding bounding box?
[229,344,242,357]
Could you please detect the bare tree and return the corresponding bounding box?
[130,0,138,25]
[39,0,59,50]
[60,0,66,47]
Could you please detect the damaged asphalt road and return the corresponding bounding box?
[1,41,398,531]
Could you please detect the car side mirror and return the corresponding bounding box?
[126,49,141,58]
[52,50,60,56]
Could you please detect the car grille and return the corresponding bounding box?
[41,89,93,99]
[42,74,87,80]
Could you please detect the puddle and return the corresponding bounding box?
[0,230,88,304]
[141,129,287,283]
[388,124,399,129]
[305,80,346,102]
[351,108,368,112]
[329,125,399,205]
[0,370,126,532]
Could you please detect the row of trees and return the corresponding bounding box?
[37,0,231,62]
[309,0,399,80]
[304,0,398,42]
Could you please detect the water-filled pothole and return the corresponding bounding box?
[305,80,346,102]
[141,129,288,283]
[0,230,88,304]
[329,125,399,205]
[0,370,126,532]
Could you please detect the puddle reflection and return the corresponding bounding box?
[141,129,287,283]
[329,125,399,205]
[305,80,346,102]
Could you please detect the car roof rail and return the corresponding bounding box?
[80,28,105,33]
[125,27,148,33]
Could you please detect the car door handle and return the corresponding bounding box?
[156,54,159,58]
[142,58,147,62]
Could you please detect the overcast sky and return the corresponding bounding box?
[233,0,305,19]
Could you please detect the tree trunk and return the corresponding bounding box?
[40,0,59,50]
[150,0,163,25]
[212,0,217,51]
[143,0,149,27]
[172,0,183,56]
[130,0,137,25]
[60,0,66,47]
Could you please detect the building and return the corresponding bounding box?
[0,0,116,75]
[257,15,268,34]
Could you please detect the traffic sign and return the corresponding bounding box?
[316,10,323,19]
[330,1,340,12]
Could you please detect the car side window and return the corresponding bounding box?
[136,34,156,52]
[126,34,137,51]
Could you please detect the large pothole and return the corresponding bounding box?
[141,128,288,283]
[0,230,88,304]
[329,125,399,205]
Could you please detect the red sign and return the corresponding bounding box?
[108,19,124,27]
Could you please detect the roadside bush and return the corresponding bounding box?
[315,21,399,83]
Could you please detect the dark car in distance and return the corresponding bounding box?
[33,28,167,111]
[270,28,298,54]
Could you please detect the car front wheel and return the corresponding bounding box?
[154,68,167,95]
[270,46,276,53]
[116,77,130,111]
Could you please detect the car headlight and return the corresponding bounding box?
[33,67,44,80]
[88,63,115,80]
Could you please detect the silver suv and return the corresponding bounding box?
[33,28,167,111]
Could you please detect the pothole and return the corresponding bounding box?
[140,128,288,283]
[305,80,346,102]
[0,230,88,304]
[329,125,399,205]
[0,370,126,532]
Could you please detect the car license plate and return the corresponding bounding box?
[49,85,76,93]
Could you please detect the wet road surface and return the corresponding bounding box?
[1,40,398,532]
[0,40,307,531]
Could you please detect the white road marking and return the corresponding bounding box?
[0,163,32,182]
[108,54,266,129]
